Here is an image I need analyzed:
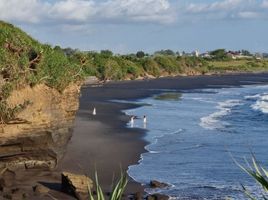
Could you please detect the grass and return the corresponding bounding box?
[1,20,268,124]
[154,93,182,101]
[234,155,268,200]
[0,21,84,123]
[88,171,128,200]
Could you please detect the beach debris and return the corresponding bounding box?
[93,107,96,115]
[149,180,169,188]
[61,172,93,200]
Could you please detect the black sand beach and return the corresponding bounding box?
[8,73,268,199]
[60,73,268,197]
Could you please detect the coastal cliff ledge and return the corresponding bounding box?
[0,83,81,171]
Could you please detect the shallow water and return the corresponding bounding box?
[125,84,268,199]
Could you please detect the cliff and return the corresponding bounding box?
[0,21,84,172]
[0,83,81,170]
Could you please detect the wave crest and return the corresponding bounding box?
[199,99,242,130]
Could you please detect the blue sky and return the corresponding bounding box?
[0,0,268,54]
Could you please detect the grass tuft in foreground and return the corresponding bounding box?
[235,155,268,200]
[88,171,128,200]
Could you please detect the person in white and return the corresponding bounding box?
[130,116,134,123]
[93,107,96,115]
[143,115,147,124]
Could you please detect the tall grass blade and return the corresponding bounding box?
[234,155,268,199]
[89,171,128,200]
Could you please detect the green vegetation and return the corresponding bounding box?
[235,156,268,200]
[67,50,268,81]
[210,49,229,60]
[88,172,128,200]
[1,21,268,123]
[0,21,84,123]
[154,93,182,101]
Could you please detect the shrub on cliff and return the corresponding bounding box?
[0,21,83,92]
[0,21,84,123]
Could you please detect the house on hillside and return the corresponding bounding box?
[200,52,212,58]
[192,50,200,57]
[227,51,253,59]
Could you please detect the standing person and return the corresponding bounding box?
[143,115,147,124]
[93,107,96,115]
[143,115,147,129]
[130,116,134,127]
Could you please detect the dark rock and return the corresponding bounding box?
[133,191,143,200]
[149,180,169,188]
[0,169,16,188]
[33,184,50,195]
[3,193,12,200]
[0,178,5,191]
[61,172,93,200]
[105,192,111,196]
[11,188,20,194]
[10,188,26,200]
[147,194,169,200]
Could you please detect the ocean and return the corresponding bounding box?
[124,84,268,200]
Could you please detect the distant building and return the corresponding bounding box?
[200,52,212,58]
[193,50,199,57]
[227,51,253,59]
[255,53,263,60]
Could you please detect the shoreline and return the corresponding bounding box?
[5,73,268,199]
[61,73,268,197]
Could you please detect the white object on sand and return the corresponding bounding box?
[93,107,96,115]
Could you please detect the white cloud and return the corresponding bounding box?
[98,0,175,24]
[237,11,260,19]
[0,0,267,27]
[187,0,243,13]
[0,0,46,23]
[185,0,266,20]
[262,0,268,8]
[0,0,175,25]
[49,0,96,22]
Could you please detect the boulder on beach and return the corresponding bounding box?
[33,184,50,196]
[149,180,169,188]
[146,193,169,200]
[61,172,93,200]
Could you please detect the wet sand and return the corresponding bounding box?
[60,73,268,197]
[6,73,268,199]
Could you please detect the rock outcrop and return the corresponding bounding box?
[149,180,169,189]
[0,83,81,170]
[62,172,93,200]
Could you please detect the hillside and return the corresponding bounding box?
[0,21,83,123]
[64,48,268,82]
[1,21,268,123]
[0,22,82,174]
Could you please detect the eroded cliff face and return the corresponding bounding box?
[0,84,81,170]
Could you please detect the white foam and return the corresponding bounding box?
[245,94,261,100]
[260,94,268,101]
[252,101,268,113]
[199,99,242,130]
[247,93,268,114]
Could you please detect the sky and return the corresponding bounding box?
[0,0,268,54]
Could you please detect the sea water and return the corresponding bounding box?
[124,84,268,200]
